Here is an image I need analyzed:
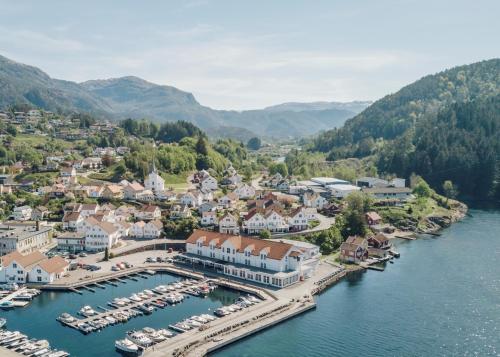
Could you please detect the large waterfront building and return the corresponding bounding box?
[183,230,320,288]
[0,222,53,256]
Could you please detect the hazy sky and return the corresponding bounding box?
[0,0,498,110]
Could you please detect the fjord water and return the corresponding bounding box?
[215,208,500,357]
[0,273,241,357]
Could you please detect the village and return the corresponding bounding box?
[0,108,451,357]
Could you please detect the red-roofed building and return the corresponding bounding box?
[183,230,319,288]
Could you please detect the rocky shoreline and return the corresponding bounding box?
[417,200,468,234]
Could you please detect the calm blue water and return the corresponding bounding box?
[215,208,500,357]
[0,273,241,357]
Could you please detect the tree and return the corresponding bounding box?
[104,247,110,261]
[195,136,209,156]
[6,124,17,137]
[269,162,288,177]
[259,229,271,239]
[442,180,458,200]
[247,137,262,150]
[102,153,115,167]
[114,162,127,179]
[413,179,432,198]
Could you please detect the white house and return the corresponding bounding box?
[28,256,69,283]
[80,203,99,218]
[84,221,120,252]
[123,182,145,200]
[135,205,162,221]
[12,205,33,221]
[302,191,327,209]
[180,191,203,208]
[170,204,192,219]
[219,212,240,235]
[62,211,83,231]
[0,250,46,284]
[144,220,163,238]
[200,175,218,191]
[183,230,320,288]
[131,220,163,238]
[242,209,289,234]
[362,187,412,201]
[234,183,256,199]
[288,207,309,231]
[218,192,239,209]
[201,211,218,226]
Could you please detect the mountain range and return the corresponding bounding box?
[0,54,369,139]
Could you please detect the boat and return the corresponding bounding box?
[214,307,229,317]
[32,347,51,356]
[168,323,189,333]
[115,338,140,355]
[157,329,174,338]
[57,313,76,324]
[112,298,127,307]
[129,294,142,302]
[200,313,217,321]
[13,293,33,301]
[184,319,202,328]
[0,301,15,310]
[142,327,166,343]
[137,304,154,314]
[0,318,6,328]
[246,295,260,304]
[47,351,70,357]
[79,306,97,317]
[126,331,153,347]
[20,340,49,355]
[105,316,117,325]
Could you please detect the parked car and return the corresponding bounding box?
[111,266,120,271]
[79,252,88,257]
[146,257,155,263]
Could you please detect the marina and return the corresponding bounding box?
[57,279,216,334]
[0,271,245,357]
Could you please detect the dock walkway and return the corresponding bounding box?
[59,279,206,332]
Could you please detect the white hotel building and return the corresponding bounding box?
[183,230,320,288]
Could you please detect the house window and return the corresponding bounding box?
[37,277,42,282]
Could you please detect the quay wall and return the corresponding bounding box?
[203,302,316,356]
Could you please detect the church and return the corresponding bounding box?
[144,164,165,193]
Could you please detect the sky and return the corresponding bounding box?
[0,0,498,110]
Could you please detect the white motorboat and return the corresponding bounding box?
[0,318,6,328]
[79,305,97,317]
[115,339,140,354]
[21,340,49,355]
[105,316,117,325]
[129,294,142,302]
[201,314,217,321]
[112,298,127,307]
[126,331,153,347]
[191,315,208,324]
[157,329,174,338]
[214,307,230,317]
[57,313,76,324]
[142,327,166,343]
[184,319,202,328]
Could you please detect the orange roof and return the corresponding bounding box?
[187,230,294,260]
[98,221,118,234]
[37,256,68,274]
[366,211,382,221]
[2,250,46,268]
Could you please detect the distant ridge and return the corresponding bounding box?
[0,54,368,139]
